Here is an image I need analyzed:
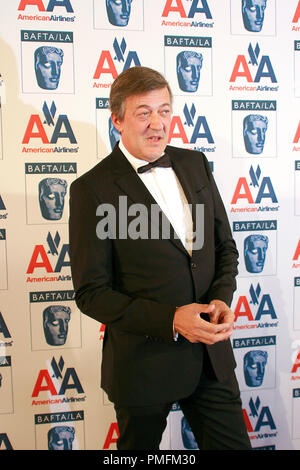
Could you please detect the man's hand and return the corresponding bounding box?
[208,299,235,333]
[173,301,234,345]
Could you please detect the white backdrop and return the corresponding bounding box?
[0,0,299,450]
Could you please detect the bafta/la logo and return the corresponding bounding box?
[22,101,77,145]
[162,0,212,19]
[231,165,278,206]
[93,37,141,84]
[32,356,84,398]
[168,103,214,146]
[243,397,276,434]
[230,43,277,84]
[17,0,74,12]
[234,283,277,324]
[26,231,70,275]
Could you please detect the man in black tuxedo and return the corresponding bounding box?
[69,66,251,450]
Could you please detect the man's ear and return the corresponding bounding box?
[111,113,122,133]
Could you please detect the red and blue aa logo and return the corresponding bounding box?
[230,43,277,84]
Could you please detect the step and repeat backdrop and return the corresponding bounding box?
[0,0,299,450]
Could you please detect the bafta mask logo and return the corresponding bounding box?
[39,178,67,221]
[43,305,71,346]
[34,46,64,90]
[176,51,203,93]
[243,114,268,154]
[106,0,132,27]
[242,0,267,32]
[243,350,268,387]
[48,426,75,450]
[244,234,269,273]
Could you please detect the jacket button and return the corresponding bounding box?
[191,262,197,269]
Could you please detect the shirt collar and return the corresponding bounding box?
[118,139,149,173]
[118,139,165,174]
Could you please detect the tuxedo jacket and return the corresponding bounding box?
[69,144,238,407]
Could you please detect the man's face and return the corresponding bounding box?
[244,237,268,273]
[43,308,70,346]
[106,0,132,26]
[244,119,267,154]
[35,49,63,90]
[39,180,67,220]
[111,87,172,162]
[242,0,267,32]
[177,54,202,92]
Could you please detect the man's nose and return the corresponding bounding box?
[149,112,164,130]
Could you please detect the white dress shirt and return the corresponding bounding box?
[119,140,193,256]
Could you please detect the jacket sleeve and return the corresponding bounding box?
[202,155,239,307]
[69,177,176,343]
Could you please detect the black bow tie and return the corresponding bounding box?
[137,153,172,174]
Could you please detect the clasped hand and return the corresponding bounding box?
[173,300,234,344]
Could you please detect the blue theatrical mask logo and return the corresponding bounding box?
[106,0,132,27]
[43,305,71,346]
[39,178,67,221]
[34,46,64,90]
[244,234,268,273]
[243,350,268,387]
[176,51,203,93]
[48,426,75,450]
[242,0,267,32]
[243,114,268,154]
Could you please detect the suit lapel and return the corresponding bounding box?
[109,146,189,255]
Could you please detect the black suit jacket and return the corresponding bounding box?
[69,145,238,407]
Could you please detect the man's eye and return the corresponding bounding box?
[43,62,51,68]
[47,193,55,199]
[184,66,192,72]
[138,112,150,118]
